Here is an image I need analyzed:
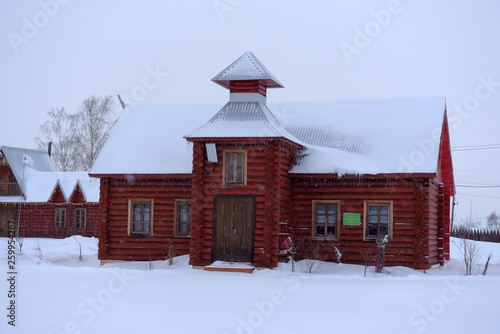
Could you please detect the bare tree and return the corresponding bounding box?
[35,95,117,171]
[76,95,116,170]
[358,247,375,277]
[454,237,481,276]
[301,240,321,273]
[73,236,83,261]
[166,239,175,266]
[456,207,481,229]
[486,211,500,230]
[375,235,388,274]
[35,107,81,171]
[483,253,493,275]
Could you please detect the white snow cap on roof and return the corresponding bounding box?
[212,51,283,89]
[184,100,298,141]
[269,97,446,174]
[0,146,99,203]
[91,104,216,175]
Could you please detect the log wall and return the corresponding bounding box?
[98,176,192,261]
[13,203,99,238]
[289,176,441,270]
[189,139,298,268]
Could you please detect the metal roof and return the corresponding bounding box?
[0,146,99,202]
[1,146,56,195]
[211,52,284,89]
[184,101,298,141]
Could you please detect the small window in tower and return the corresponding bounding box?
[223,150,247,186]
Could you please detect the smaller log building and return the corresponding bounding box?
[0,146,99,238]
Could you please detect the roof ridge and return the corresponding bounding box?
[211,52,283,88]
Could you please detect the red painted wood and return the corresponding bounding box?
[230,80,267,96]
[289,176,442,270]
[16,203,99,238]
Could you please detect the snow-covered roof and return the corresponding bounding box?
[212,52,283,89]
[91,97,446,176]
[185,95,298,142]
[1,146,56,191]
[90,104,216,175]
[0,146,99,203]
[269,97,446,174]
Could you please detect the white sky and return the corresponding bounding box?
[0,0,499,222]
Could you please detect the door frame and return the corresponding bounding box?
[212,194,256,263]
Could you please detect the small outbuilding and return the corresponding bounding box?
[0,146,99,238]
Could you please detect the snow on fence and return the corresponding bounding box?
[451,227,500,243]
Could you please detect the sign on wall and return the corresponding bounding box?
[343,213,361,226]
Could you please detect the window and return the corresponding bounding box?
[9,172,21,196]
[175,199,191,237]
[312,200,340,240]
[128,199,154,236]
[364,201,393,241]
[55,208,66,229]
[75,208,86,229]
[223,150,247,185]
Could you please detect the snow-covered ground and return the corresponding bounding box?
[1,236,499,334]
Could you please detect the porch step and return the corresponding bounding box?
[200,261,255,274]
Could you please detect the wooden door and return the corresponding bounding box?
[213,196,255,263]
[0,207,16,237]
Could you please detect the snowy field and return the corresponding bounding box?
[1,236,499,334]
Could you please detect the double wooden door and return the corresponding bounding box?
[212,196,255,263]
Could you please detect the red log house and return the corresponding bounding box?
[90,52,455,270]
[0,146,99,238]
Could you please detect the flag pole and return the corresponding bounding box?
[17,150,27,240]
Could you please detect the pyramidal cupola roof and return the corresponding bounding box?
[211,51,284,89]
[185,52,297,142]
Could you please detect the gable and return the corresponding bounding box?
[48,183,66,203]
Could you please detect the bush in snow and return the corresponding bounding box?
[358,247,375,277]
[166,239,175,266]
[454,237,481,276]
[34,242,43,261]
[375,235,388,274]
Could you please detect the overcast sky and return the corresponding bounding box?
[1,0,499,222]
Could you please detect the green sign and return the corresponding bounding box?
[343,213,361,226]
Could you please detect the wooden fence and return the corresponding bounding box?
[451,227,500,243]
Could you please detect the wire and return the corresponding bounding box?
[452,144,500,151]
[457,193,500,199]
[455,184,500,188]
[455,168,500,176]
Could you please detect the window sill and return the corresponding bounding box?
[312,235,339,241]
[129,233,153,237]
[223,182,247,187]
[364,237,392,242]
